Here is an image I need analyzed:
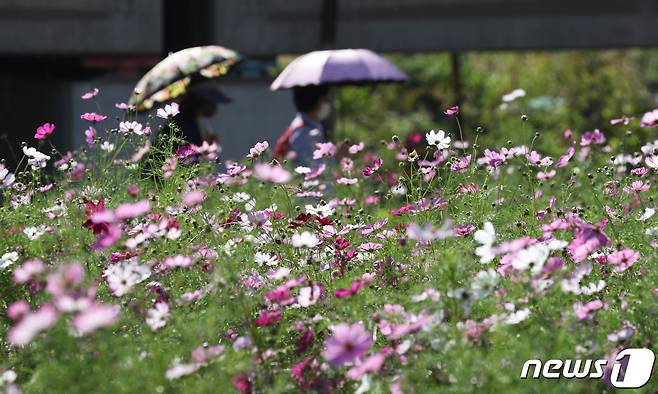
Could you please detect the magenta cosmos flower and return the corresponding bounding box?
[322,323,373,366]
[34,123,55,140]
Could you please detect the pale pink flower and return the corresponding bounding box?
[182,190,208,207]
[623,181,650,194]
[348,142,364,154]
[443,105,460,116]
[146,301,170,331]
[574,300,605,321]
[641,109,658,128]
[253,163,292,183]
[71,303,119,335]
[313,142,337,159]
[80,112,107,123]
[85,126,96,147]
[13,259,45,284]
[7,304,59,346]
[156,102,180,119]
[247,141,269,158]
[346,352,386,380]
[81,88,99,100]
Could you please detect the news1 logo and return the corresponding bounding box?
[520,348,655,388]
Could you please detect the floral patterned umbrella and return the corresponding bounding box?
[129,46,241,111]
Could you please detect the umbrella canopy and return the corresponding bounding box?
[270,49,408,91]
[130,45,241,111]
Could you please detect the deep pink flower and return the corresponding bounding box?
[254,309,282,326]
[71,303,119,335]
[322,323,372,366]
[34,123,55,140]
[80,112,107,123]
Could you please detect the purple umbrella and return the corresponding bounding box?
[270,49,408,90]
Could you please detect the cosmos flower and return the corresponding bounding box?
[443,105,460,116]
[34,122,55,140]
[247,141,269,158]
[80,112,107,123]
[71,303,119,336]
[426,129,451,149]
[640,109,658,128]
[7,304,59,346]
[322,323,372,366]
[253,163,292,184]
[156,103,180,119]
[22,146,50,170]
[81,88,99,100]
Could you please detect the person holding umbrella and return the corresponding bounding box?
[129,45,241,145]
[273,85,332,167]
[271,49,408,167]
[176,81,232,145]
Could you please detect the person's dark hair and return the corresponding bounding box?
[293,85,329,113]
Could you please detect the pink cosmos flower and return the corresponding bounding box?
[313,142,337,159]
[347,352,386,380]
[85,126,96,146]
[7,304,59,346]
[156,102,180,119]
[253,163,292,183]
[322,323,372,366]
[563,129,573,140]
[337,177,358,185]
[349,142,364,154]
[81,88,99,100]
[450,154,471,173]
[574,299,606,321]
[34,123,55,140]
[182,190,208,207]
[567,218,611,262]
[13,259,45,284]
[444,105,460,116]
[606,249,639,272]
[623,181,650,194]
[71,303,119,335]
[247,141,269,158]
[641,109,658,128]
[556,141,576,168]
[80,112,107,123]
[7,300,31,321]
[631,167,647,176]
[115,102,136,110]
[580,129,606,146]
[610,115,632,126]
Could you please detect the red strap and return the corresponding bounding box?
[273,117,305,159]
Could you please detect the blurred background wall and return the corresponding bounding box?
[1,0,657,167]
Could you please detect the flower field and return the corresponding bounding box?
[2,96,658,393]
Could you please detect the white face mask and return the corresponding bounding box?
[317,102,332,121]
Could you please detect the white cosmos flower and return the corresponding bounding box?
[511,244,550,275]
[23,146,50,170]
[291,231,319,248]
[100,141,115,152]
[504,308,530,325]
[295,166,311,174]
[0,251,19,270]
[426,129,451,149]
[474,222,496,264]
[638,207,655,221]
[305,203,335,217]
[254,252,278,267]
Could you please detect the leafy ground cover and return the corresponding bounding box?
[1,94,658,393]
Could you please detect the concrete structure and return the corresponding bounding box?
[1,0,657,166]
